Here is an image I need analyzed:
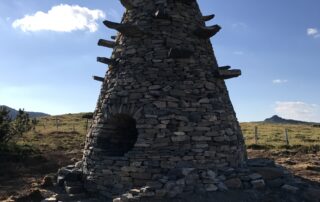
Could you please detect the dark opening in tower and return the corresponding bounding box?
[97,113,138,156]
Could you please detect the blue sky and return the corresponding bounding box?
[0,0,320,122]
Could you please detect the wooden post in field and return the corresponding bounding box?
[254,126,258,144]
[86,119,89,131]
[55,117,59,130]
[43,119,46,128]
[285,128,289,146]
[73,124,75,132]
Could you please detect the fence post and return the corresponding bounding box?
[55,117,59,130]
[85,118,89,131]
[254,126,258,144]
[285,128,289,146]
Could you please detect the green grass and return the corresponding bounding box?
[11,113,89,153]
[4,113,320,154]
[241,122,320,151]
[0,142,38,156]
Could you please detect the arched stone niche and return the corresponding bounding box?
[97,113,138,156]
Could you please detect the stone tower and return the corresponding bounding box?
[82,0,246,199]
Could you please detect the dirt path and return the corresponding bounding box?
[0,150,82,201]
[248,149,320,183]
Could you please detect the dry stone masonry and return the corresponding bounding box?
[82,0,248,200]
[40,1,320,201]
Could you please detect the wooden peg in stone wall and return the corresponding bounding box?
[120,0,135,10]
[98,39,116,48]
[93,76,104,82]
[97,57,115,65]
[202,14,215,22]
[103,20,144,37]
[194,24,221,39]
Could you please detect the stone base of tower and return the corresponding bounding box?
[50,158,320,202]
[81,129,247,199]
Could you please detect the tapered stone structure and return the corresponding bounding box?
[82,0,246,199]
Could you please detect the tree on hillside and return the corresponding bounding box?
[0,107,32,143]
[0,106,12,143]
[12,109,32,137]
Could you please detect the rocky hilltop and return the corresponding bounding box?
[0,105,50,119]
[264,115,317,125]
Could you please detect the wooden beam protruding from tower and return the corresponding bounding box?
[97,57,116,65]
[119,0,135,10]
[194,25,221,39]
[202,14,215,22]
[103,20,144,37]
[98,39,116,48]
[93,76,104,82]
[216,69,241,80]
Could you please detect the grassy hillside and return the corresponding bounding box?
[3,113,320,153]
[8,113,88,153]
[241,122,320,151]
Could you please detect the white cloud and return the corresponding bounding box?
[12,4,105,32]
[275,101,320,122]
[272,79,288,84]
[307,28,320,38]
[307,28,318,35]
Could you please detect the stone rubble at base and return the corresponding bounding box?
[42,158,319,202]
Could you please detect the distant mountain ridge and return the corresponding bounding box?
[264,115,318,125]
[0,105,50,119]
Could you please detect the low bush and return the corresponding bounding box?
[0,107,32,143]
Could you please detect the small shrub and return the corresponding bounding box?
[0,107,12,143]
[0,107,32,143]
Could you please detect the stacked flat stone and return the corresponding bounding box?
[82,0,246,199]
